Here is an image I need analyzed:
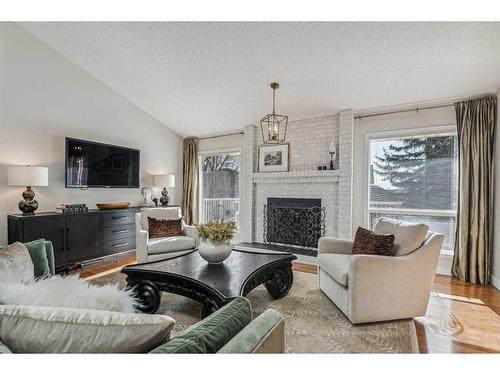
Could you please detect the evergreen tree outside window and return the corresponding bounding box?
[368,130,458,251]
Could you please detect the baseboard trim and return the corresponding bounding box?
[292,254,317,266]
[491,274,500,291]
[436,253,453,276]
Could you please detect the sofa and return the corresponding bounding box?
[136,207,199,263]
[0,240,285,354]
[317,218,444,324]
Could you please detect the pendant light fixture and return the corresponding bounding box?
[260,82,288,144]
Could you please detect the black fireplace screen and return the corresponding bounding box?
[264,198,326,249]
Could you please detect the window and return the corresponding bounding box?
[199,150,240,225]
[368,128,458,252]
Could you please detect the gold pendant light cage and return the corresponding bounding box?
[260,82,288,144]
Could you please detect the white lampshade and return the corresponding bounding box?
[8,166,48,187]
[153,174,175,188]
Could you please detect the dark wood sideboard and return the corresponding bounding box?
[8,207,141,271]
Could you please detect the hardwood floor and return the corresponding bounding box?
[79,256,500,354]
[415,275,500,353]
[77,252,136,280]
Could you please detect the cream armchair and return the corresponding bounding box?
[317,218,444,324]
[136,207,199,263]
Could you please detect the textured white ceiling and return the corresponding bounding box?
[19,22,500,137]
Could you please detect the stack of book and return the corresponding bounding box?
[56,203,88,214]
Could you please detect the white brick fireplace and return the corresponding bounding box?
[239,109,354,248]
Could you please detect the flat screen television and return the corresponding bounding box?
[65,138,140,188]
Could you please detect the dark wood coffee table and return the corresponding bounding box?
[122,249,297,318]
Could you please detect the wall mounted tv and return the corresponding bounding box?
[65,138,140,188]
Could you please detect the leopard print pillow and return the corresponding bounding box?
[352,227,395,256]
[147,217,183,239]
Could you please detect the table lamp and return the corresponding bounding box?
[153,174,175,207]
[8,166,49,215]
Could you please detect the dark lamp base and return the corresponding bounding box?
[18,186,39,214]
[159,187,170,207]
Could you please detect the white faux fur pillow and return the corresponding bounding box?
[0,275,137,313]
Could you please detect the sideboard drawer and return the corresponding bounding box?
[101,212,135,228]
[103,224,135,241]
[102,236,136,254]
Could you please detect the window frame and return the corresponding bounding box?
[198,147,242,225]
[364,125,457,255]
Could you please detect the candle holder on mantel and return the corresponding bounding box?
[329,141,338,170]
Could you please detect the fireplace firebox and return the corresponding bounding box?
[264,198,326,253]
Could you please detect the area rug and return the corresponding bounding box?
[90,270,419,353]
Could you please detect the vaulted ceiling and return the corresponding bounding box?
[20,22,500,137]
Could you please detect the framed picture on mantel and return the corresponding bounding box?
[259,144,289,172]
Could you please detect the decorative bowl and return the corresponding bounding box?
[198,239,232,264]
[96,202,130,210]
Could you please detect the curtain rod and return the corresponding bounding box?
[354,93,496,120]
[354,103,454,120]
[198,131,244,140]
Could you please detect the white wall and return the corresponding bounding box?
[492,88,500,289]
[255,115,339,170]
[0,23,183,246]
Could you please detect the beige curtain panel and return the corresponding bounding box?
[452,96,497,284]
[182,137,199,225]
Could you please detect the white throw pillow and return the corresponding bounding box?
[0,275,136,313]
[0,304,175,353]
[373,217,429,256]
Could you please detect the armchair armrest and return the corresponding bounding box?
[183,225,199,249]
[318,237,353,255]
[349,254,416,283]
[218,309,285,353]
[135,230,149,263]
[135,213,149,263]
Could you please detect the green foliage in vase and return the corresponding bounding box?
[196,221,237,243]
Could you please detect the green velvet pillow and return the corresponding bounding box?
[24,239,51,278]
[150,297,252,354]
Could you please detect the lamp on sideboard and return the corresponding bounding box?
[8,165,49,215]
[153,174,175,207]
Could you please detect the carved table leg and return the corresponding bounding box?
[202,302,219,319]
[264,263,294,299]
[132,280,162,314]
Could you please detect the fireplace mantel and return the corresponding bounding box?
[252,170,339,184]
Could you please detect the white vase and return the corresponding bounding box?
[198,239,232,264]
